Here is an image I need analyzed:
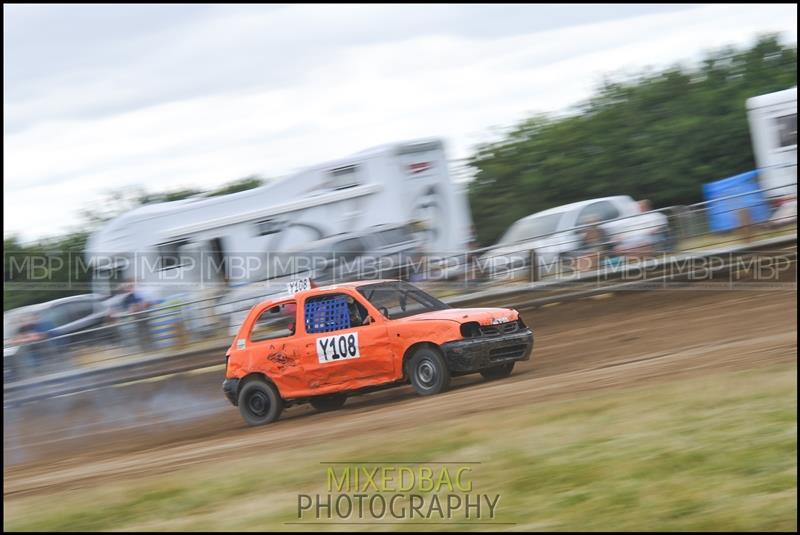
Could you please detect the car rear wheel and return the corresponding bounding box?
[310,393,347,412]
[238,380,283,426]
[408,346,450,396]
[480,362,515,380]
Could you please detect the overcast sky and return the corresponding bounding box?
[3,4,797,243]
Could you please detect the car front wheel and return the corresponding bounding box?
[408,346,451,396]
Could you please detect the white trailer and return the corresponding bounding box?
[86,138,473,301]
[746,86,797,200]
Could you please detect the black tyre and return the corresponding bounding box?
[238,379,283,426]
[309,393,348,412]
[480,362,515,380]
[408,346,450,396]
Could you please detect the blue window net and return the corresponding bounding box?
[305,295,352,334]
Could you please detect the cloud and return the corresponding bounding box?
[3,4,797,242]
[4,5,697,133]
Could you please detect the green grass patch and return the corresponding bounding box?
[4,364,796,531]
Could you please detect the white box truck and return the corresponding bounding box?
[746,86,797,201]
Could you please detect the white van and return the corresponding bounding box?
[747,87,797,200]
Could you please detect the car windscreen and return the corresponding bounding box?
[498,212,563,245]
[357,282,449,319]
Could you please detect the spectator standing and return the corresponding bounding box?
[11,312,57,376]
[575,216,615,270]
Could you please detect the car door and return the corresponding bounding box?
[575,200,623,244]
[244,299,307,392]
[299,290,395,390]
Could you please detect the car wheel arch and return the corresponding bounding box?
[238,372,282,398]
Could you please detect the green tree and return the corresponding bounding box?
[208,175,266,196]
[137,188,205,205]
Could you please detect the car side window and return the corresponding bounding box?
[305,293,370,334]
[577,201,620,226]
[250,302,297,342]
[43,305,71,327]
[66,301,94,324]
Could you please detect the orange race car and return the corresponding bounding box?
[222,279,534,426]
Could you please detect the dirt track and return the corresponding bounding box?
[4,288,797,497]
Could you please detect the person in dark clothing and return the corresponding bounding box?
[122,290,143,310]
[12,313,57,375]
[346,296,372,326]
[110,280,153,352]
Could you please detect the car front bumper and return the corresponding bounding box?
[441,328,534,373]
[222,378,240,406]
